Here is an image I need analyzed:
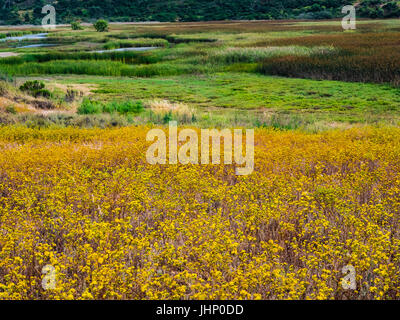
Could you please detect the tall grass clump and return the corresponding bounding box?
[128,99,198,125]
[77,99,144,115]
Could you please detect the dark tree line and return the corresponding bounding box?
[0,0,398,25]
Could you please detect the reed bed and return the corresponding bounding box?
[103,38,169,50]
[212,46,336,63]
[258,32,400,85]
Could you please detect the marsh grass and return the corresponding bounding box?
[7,60,206,77]
[0,51,159,65]
[259,53,400,86]
[77,98,144,115]
[144,99,196,124]
[258,32,400,85]
[103,38,169,49]
[0,30,44,38]
[211,46,336,63]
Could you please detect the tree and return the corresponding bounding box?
[0,0,397,24]
[24,12,31,23]
[93,19,108,32]
[7,6,21,24]
[32,0,46,24]
[383,2,400,18]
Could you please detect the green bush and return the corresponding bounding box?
[19,80,51,98]
[94,19,109,32]
[102,100,144,114]
[20,80,44,92]
[34,89,52,98]
[71,21,83,30]
[77,99,103,114]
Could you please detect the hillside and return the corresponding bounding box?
[0,0,399,25]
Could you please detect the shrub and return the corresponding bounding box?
[32,100,55,110]
[71,21,83,30]
[162,111,173,124]
[19,80,51,98]
[102,100,144,114]
[77,99,103,114]
[65,89,80,102]
[5,106,16,114]
[20,80,44,92]
[34,89,52,98]
[94,19,109,32]
[313,10,333,19]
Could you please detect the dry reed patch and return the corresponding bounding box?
[147,99,195,117]
[46,82,96,97]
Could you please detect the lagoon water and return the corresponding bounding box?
[1,33,48,41]
[16,43,56,48]
[93,47,158,53]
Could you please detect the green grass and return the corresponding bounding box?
[58,73,400,122]
[0,51,160,64]
[103,38,169,49]
[210,46,336,63]
[0,60,205,77]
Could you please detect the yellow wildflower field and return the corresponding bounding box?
[0,126,399,300]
